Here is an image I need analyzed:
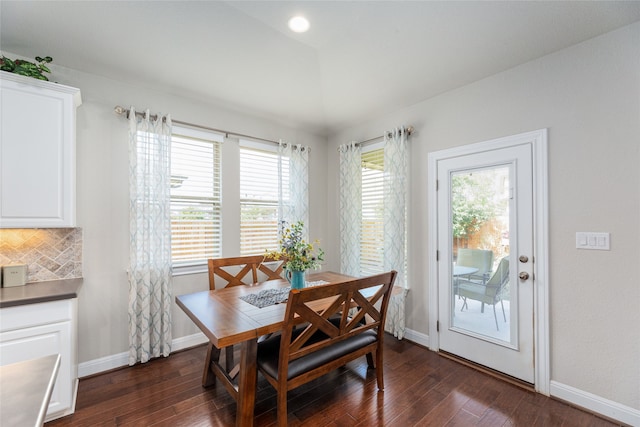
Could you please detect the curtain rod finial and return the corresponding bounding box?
[114,105,126,115]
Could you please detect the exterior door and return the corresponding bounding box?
[436,136,535,383]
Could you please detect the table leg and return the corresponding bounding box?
[202,342,220,387]
[236,338,258,427]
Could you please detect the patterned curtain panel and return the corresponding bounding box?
[383,127,410,339]
[278,141,309,230]
[128,108,173,365]
[338,142,362,277]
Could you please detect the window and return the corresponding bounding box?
[361,147,385,276]
[170,126,222,266]
[239,142,289,255]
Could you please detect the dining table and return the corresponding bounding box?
[175,270,354,427]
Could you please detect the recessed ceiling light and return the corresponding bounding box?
[288,16,310,33]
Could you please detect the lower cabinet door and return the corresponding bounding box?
[0,321,72,417]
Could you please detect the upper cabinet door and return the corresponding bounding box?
[0,72,82,228]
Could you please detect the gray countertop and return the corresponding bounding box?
[0,354,61,427]
[0,278,82,308]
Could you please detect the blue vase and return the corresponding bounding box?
[286,270,305,290]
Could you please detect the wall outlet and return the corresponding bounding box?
[576,232,610,251]
[2,264,27,287]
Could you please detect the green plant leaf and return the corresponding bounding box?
[1,57,16,71]
[1,55,53,80]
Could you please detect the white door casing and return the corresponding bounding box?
[427,129,549,393]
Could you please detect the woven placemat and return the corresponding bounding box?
[239,280,329,308]
[239,287,291,308]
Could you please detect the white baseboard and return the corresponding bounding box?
[403,327,429,348]
[78,350,128,378]
[171,332,209,351]
[550,381,639,426]
[78,332,208,378]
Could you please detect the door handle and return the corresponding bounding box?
[519,272,529,280]
[519,255,528,263]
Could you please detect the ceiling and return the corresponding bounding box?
[2,1,639,136]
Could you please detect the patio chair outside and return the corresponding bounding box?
[456,248,494,284]
[457,257,510,331]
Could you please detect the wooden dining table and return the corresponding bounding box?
[175,270,353,427]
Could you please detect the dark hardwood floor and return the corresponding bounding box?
[47,338,622,426]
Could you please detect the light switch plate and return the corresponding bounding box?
[576,232,610,250]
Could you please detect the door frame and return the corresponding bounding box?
[427,129,549,395]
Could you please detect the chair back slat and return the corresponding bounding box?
[208,255,286,290]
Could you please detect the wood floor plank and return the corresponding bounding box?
[445,408,481,426]
[47,338,623,427]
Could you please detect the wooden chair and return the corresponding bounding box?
[256,270,397,426]
[203,255,286,386]
[207,254,286,290]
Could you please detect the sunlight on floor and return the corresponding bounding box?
[452,297,511,343]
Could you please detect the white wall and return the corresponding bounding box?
[39,66,329,366]
[327,23,640,413]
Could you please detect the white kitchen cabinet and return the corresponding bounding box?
[0,298,78,421]
[0,71,82,228]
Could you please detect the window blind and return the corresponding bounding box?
[170,127,222,265]
[240,145,289,256]
[361,148,385,276]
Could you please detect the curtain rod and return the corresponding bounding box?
[113,105,280,146]
[341,125,414,149]
[115,105,412,148]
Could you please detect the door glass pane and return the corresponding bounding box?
[450,166,511,344]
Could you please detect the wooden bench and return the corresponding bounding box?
[256,270,397,426]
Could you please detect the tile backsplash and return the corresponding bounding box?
[0,228,83,283]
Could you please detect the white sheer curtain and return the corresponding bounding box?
[338,142,362,277]
[278,141,309,230]
[128,108,173,365]
[383,127,410,339]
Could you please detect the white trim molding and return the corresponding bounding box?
[78,332,208,378]
[550,381,640,426]
[403,328,429,348]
